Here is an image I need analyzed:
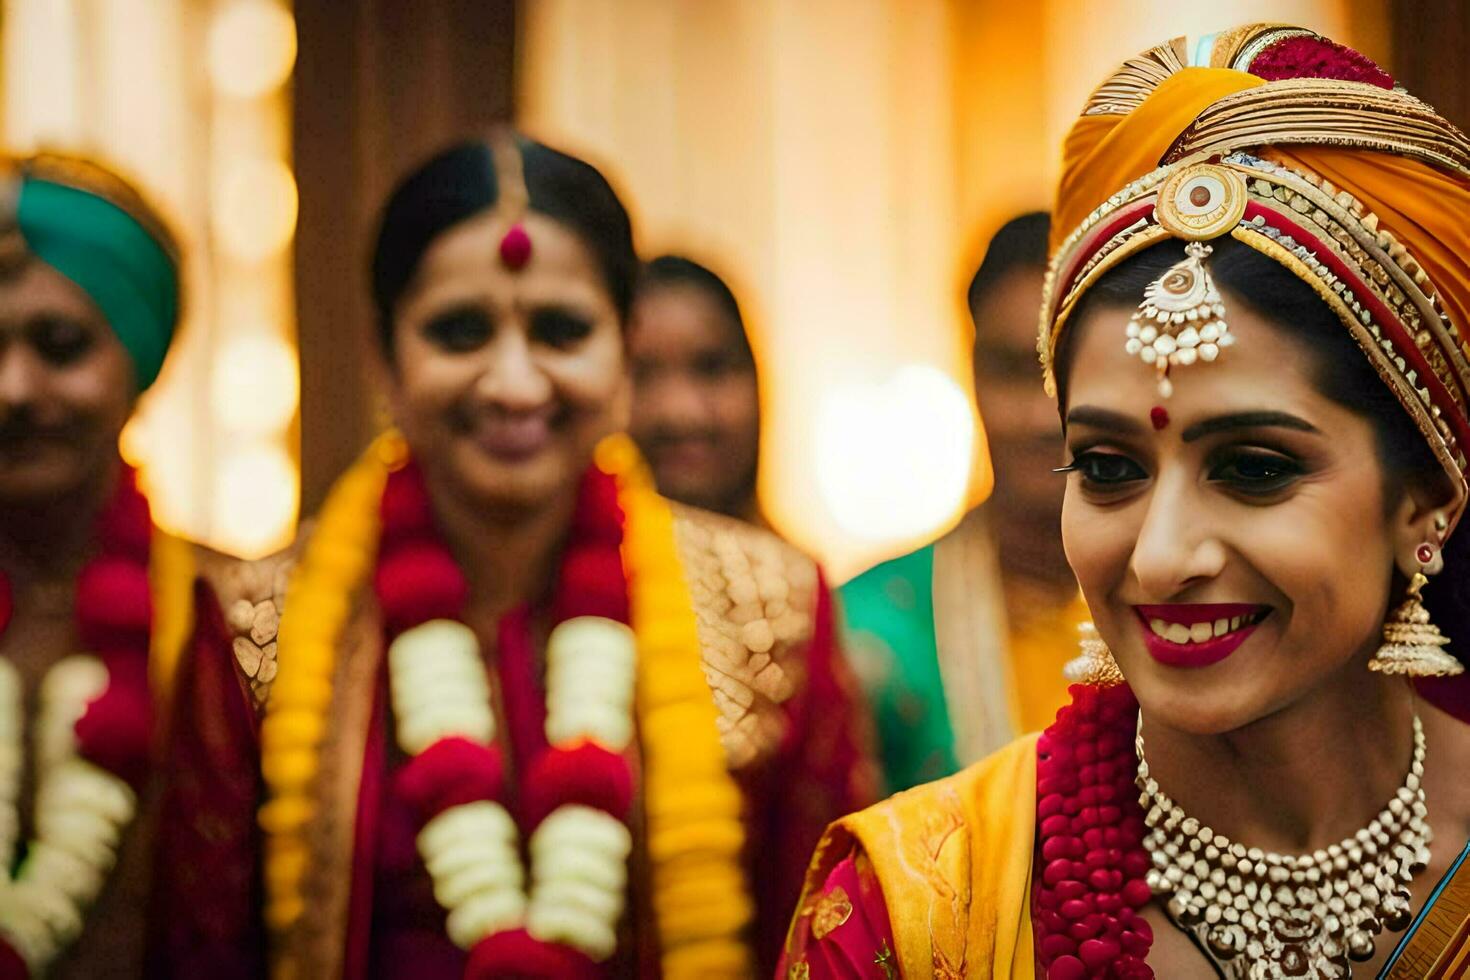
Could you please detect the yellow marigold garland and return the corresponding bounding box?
[258,432,402,933]
[595,434,754,978]
[259,431,753,974]
[146,528,197,707]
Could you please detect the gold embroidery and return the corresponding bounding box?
[786,962,810,980]
[197,544,296,709]
[868,781,971,977]
[671,506,816,770]
[811,885,853,940]
[1081,38,1187,117]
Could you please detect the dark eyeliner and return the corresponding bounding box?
[1059,449,1149,488]
[1208,447,1305,494]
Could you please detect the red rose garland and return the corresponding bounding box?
[73,466,156,788]
[1033,682,1155,980]
[374,458,636,979]
[0,465,155,978]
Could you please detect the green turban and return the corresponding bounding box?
[14,173,179,392]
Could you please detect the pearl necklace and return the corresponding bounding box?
[1136,715,1430,978]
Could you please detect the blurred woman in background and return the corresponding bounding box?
[783,24,1470,978]
[258,133,873,979]
[628,254,764,526]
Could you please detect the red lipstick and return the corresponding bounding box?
[1133,603,1270,668]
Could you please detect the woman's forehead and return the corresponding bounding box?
[415,211,599,281]
[402,211,611,314]
[1064,298,1338,427]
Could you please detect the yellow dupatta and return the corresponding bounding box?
[792,733,1040,977]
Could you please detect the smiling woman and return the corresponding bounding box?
[1053,235,1461,735]
[781,23,1470,980]
[260,133,874,980]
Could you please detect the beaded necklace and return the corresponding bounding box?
[1033,681,1434,980]
[1137,713,1429,978]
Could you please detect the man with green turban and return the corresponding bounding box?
[0,153,276,977]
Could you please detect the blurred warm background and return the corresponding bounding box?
[3,0,1463,578]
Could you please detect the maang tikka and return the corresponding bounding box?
[1126,163,1247,397]
[489,131,533,271]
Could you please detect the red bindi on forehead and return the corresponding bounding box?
[1150,406,1170,431]
[499,223,532,270]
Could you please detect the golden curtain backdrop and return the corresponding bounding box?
[0,0,1391,571]
[518,0,1380,578]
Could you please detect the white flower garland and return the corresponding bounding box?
[0,656,139,973]
[388,614,637,962]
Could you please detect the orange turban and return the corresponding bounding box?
[1041,26,1470,529]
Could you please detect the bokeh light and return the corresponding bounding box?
[213,333,300,434]
[213,443,299,557]
[213,157,298,262]
[207,0,297,100]
[816,364,974,541]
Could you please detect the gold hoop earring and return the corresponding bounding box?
[1370,547,1463,677]
[1064,621,1126,687]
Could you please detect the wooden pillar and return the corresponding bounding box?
[292,0,516,513]
[1389,0,1468,130]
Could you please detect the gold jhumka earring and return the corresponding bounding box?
[1064,621,1125,686]
[1370,524,1463,677]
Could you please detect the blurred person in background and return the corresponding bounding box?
[0,153,270,977]
[840,212,1079,794]
[628,255,763,524]
[257,133,874,979]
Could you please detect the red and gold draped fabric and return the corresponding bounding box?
[260,438,876,979]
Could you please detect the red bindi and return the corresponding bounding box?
[499,223,532,270]
[1150,406,1170,431]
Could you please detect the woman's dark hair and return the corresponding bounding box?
[634,254,752,361]
[370,136,638,351]
[967,211,1050,314]
[1054,235,1468,661]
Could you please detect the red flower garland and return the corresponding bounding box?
[0,465,156,976]
[73,468,155,792]
[374,457,637,979]
[1033,683,1154,980]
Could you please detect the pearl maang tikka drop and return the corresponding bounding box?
[1128,162,1249,398]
